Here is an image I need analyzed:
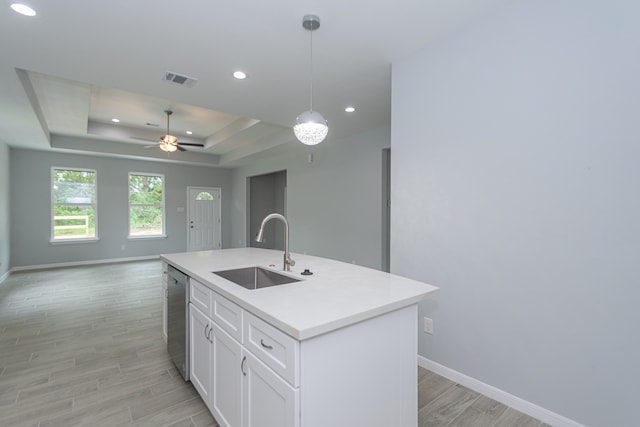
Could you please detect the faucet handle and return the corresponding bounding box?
[283,254,295,271]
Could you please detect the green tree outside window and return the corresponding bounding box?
[52,168,97,240]
[129,173,164,236]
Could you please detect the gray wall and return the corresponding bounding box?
[249,171,286,250]
[10,148,233,268]
[231,127,390,270]
[0,141,9,279]
[391,1,639,426]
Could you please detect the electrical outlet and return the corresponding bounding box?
[423,317,434,334]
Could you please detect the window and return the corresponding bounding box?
[51,168,97,241]
[195,191,214,201]
[129,173,165,237]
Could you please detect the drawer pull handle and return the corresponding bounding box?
[241,356,247,376]
[204,324,210,341]
[260,339,273,350]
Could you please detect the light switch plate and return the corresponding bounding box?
[423,317,434,334]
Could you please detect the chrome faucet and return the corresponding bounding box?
[255,213,295,272]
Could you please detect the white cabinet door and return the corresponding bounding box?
[211,322,243,427]
[242,350,299,427]
[190,304,212,405]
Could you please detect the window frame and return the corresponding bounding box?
[50,167,98,243]
[128,172,166,239]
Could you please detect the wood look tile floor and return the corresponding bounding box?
[0,261,547,427]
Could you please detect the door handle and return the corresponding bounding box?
[241,355,247,376]
[204,324,210,341]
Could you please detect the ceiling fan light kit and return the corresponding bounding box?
[160,134,178,145]
[294,14,328,146]
[160,110,180,152]
[160,141,178,152]
[148,110,204,153]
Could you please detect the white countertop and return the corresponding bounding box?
[161,248,439,340]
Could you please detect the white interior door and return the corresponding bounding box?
[188,187,221,251]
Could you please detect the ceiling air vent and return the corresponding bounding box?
[163,71,198,88]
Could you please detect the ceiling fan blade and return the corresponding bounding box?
[143,144,158,148]
[177,145,187,152]
[177,142,205,147]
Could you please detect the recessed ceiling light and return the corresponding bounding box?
[345,106,356,113]
[233,71,247,80]
[10,3,36,16]
[111,118,120,123]
[186,130,193,135]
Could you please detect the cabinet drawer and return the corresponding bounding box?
[190,278,212,315]
[243,312,299,387]
[211,291,243,342]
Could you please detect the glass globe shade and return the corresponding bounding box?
[294,110,328,145]
[161,134,178,144]
[160,142,178,152]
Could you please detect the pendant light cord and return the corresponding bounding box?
[309,26,314,112]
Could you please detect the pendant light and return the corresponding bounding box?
[294,14,328,145]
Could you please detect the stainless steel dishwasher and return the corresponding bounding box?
[167,264,189,381]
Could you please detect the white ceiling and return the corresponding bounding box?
[0,0,509,167]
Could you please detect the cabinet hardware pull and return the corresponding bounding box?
[241,356,247,376]
[260,339,273,350]
[204,324,210,341]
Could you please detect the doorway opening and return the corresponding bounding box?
[382,149,391,272]
[247,170,287,249]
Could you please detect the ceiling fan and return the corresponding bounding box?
[146,110,205,152]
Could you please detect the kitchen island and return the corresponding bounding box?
[162,248,439,427]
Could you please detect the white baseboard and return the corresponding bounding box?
[10,255,160,273]
[417,355,585,427]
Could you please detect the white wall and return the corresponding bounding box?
[391,1,640,426]
[231,127,390,270]
[0,140,9,280]
[10,148,233,268]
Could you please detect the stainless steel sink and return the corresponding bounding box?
[212,266,300,290]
